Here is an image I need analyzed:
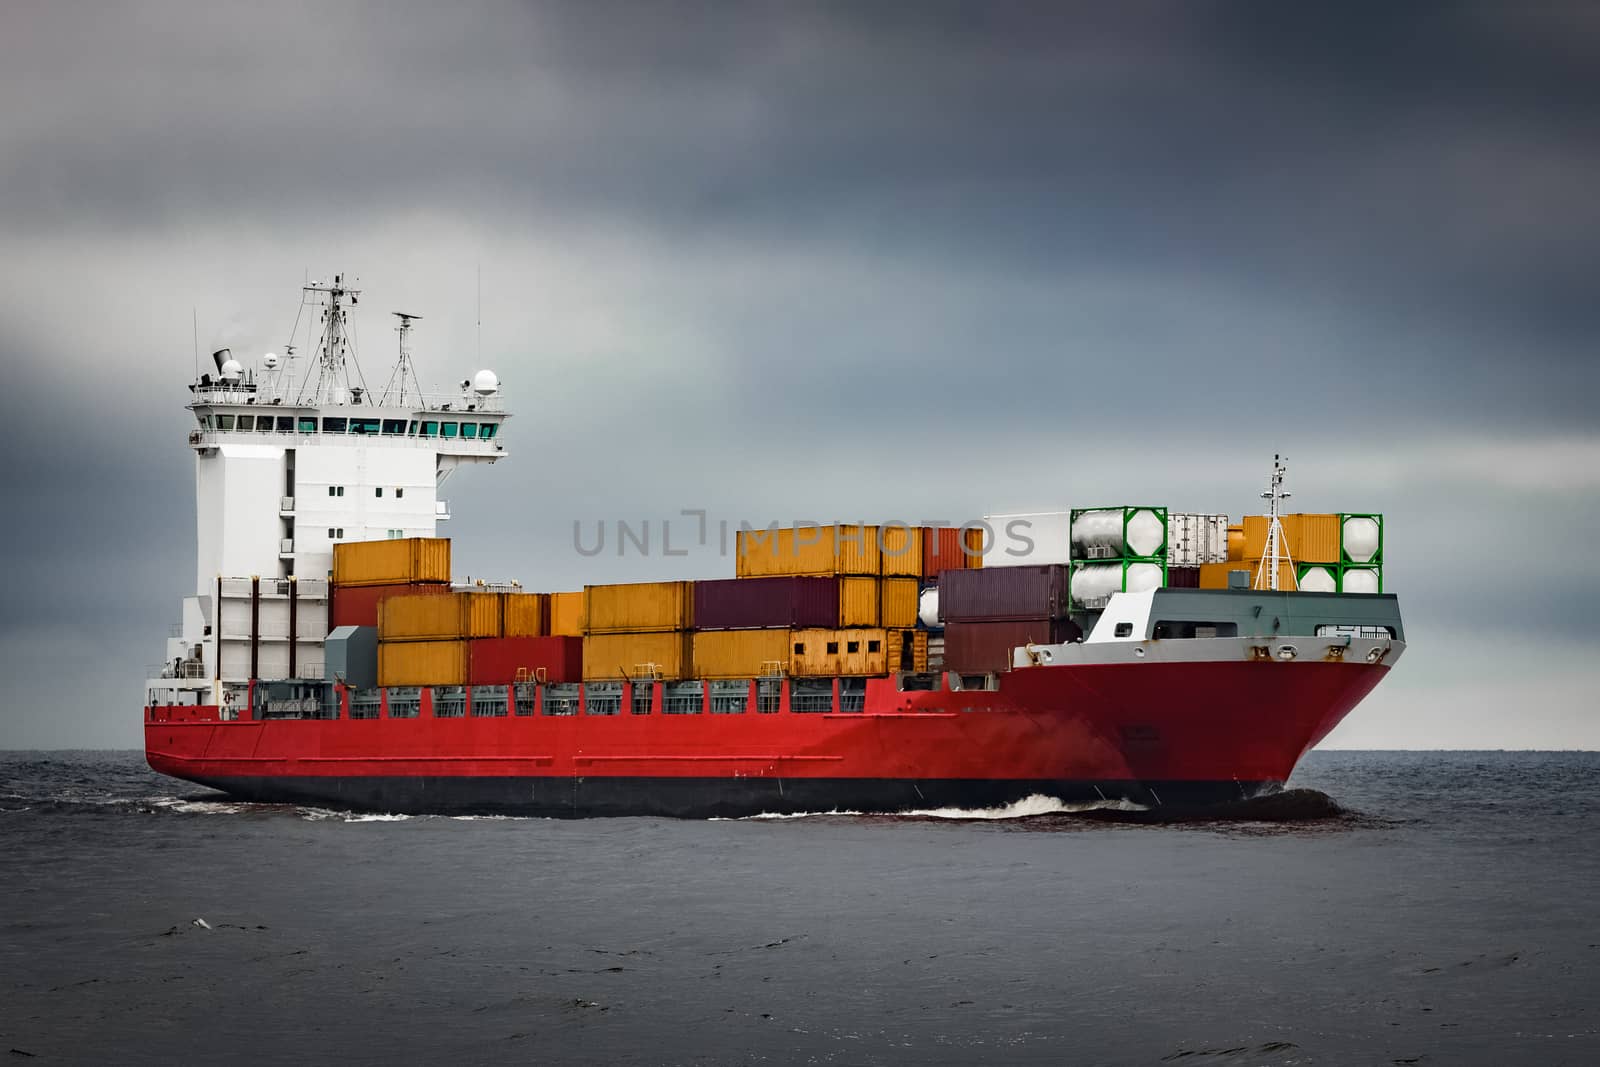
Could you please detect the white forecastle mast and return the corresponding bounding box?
[1255,453,1298,591]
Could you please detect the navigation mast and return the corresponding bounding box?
[380,311,424,407]
[296,274,366,405]
[1256,454,1298,591]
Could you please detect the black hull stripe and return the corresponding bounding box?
[182,775,1278,818]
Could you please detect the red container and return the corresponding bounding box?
[922,527,975,578]
[942,618,1081,674]
[468,636,583,685]
[939,565,1070,622]
[330,581,451,630]
[694,576,840,630]
[1166,566,1201,589]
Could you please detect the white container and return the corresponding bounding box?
[982,512,1071,568]
[1167,513,1229,566]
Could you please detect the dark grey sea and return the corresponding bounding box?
[2,750,1597,1065]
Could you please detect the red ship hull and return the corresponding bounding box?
[146,658,1389,817]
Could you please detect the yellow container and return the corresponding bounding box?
[333,537,451,587]
[692,629,792,679]
[502,593,548,637]
[886,629,929,674]
[790,628,889,676]
[880,578,919,629]
[965,527,985,569]
[582,632,692,682]
[736,524,882,577]
[789,628,841,677]
[583,580,693,634]
[379,592,503,641]
[1200,560,1296,591]
[1294,513,1341,564]
[880,525,923,577]
[548,591,584,636]
[378,639,467,687]
[1227,524,1246,562]
[839,576,881,627]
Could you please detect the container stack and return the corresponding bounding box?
[581,580,695,682]
[939,566,1080,673]
[1067,507,1169,611]
[375,589,582,687]
[1199,513,1382,593]
[329,537,453,629]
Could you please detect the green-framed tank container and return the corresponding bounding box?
[1067,557,1169,610]
[1338,564,1383,594]
[1068,506,1169,562]
[1339,513,1383,565]
[1296,562,1340,594]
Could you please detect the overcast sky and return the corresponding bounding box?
[3,2,1596,748]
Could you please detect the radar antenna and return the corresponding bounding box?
[1255,454,1298,591]
[294,273,369,405]
[380,312,425,407]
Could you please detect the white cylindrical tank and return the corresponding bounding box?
[1299,565,1338,593]
[1069,561,1164,603]
[918,587,940,628]
[1125,561,1164,593]
[1341,567,1381,594]
[1071,508,1166,558]
[1342,516,1381,563]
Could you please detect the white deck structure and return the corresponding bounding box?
[147,276,509,714]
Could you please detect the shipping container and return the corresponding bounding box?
[886,629,929,673]
[943,619,1080,674]
[502,593,548,637]
[582,631,693,682]
[1227,523,1246,562]
[1340,514,1384,565]
[982,512,1069,568]
[548,591,584,636]
[379,591,503,642]
[789,628,890,676]
[583,580,694,634]
[1297,563,1339,594]
[879,525,923,577]
[1068,559,1167,609]
[1240,514,1341,564]
[1339,564,1383,594]
[1198,559,1296,591]
[940,565,1071,622]
[880,577,920,629]
[735,524,881,577]
[693,576,838,631]
[332,537,451,587]
[838,576,880,627]
[692,629,792,679]
[1166,514,1230,566]
[468,635,582,685]
[1165,566,1201,589]
[378,639,467,687]
[330,581,450,629]
[1069,506,1168,561]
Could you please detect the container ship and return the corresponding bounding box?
[145,278,1405,817]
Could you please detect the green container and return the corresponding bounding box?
[1068,506,1169,562]
[1339,513,1384,566]
[1337,564,1383,594]
[1067,558,1169,609]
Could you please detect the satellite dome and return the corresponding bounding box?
[219,359,243,380]
[262,352,281,371]
[473,369,500,395]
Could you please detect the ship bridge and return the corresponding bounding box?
[150,275,509,711]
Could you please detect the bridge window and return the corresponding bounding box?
[481,423,498,439]
[421,421,439,437]
[351,418,380,435]
[461,422,478,439]
[298,417,317,433]
[236,415,254,431]
[441,422,459,439]
[382,419,405,435]
[408,420,420,435]
[322,417,347,433]
[258,416,273,432]
[216,414,235,430]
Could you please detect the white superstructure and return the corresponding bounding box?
[147,275,508,714]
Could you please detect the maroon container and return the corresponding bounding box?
[1166,566,1201,589]
[942,618,1082,673]
[468,636,583,685]
[694,576,840,630]
[939,565,1070,622]
[330,581,451,630]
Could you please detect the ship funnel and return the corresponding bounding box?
[211,348,231,373]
